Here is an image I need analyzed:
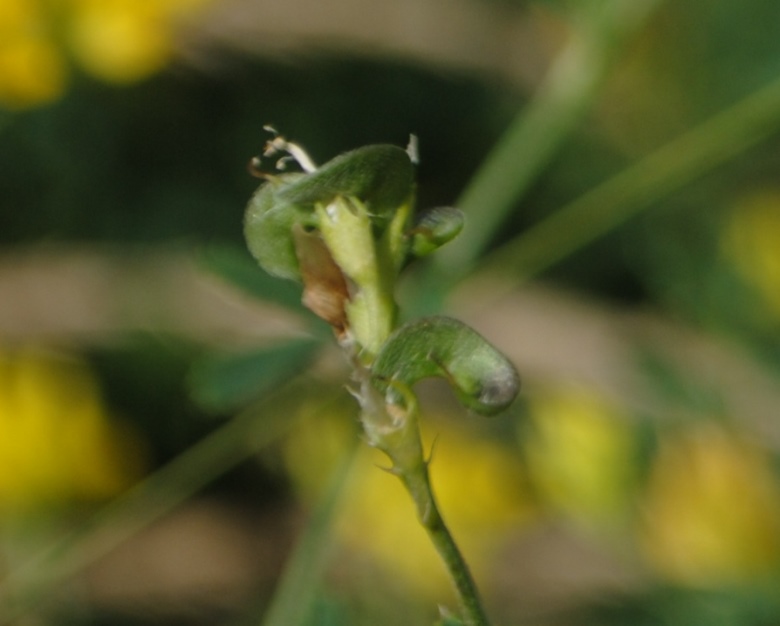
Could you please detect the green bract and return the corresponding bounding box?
[276,144,415,225]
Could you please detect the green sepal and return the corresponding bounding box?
[277,144,415,227]
[371,316,520,416]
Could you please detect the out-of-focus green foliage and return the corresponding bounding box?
[188,338,320,412]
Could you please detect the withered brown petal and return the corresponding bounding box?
[292,223,350,333]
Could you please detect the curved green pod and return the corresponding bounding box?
[371,316,520,416]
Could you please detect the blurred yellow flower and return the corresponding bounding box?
[66,0,212,84]
[522,386,637,528]
[0,0,213,108]
[282,407,534,597]
[0,0,67,108]
[0,347,145,511]
[722,190,780,318]
[67,1,173,84]
[639,423,780,586]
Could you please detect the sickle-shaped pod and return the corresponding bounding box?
[371,316,520,416]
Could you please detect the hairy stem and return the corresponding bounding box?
[399,450,490,626]
[355,371,491,626]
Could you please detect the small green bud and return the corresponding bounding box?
[409,207,465,257]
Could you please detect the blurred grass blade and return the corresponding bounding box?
[199,243,304,310]
[189,338,321,411]
[477,71,780,285]
[434,0,664,280]
[258,441,360,626]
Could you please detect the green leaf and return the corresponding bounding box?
[198,243,303,310]
[189,338,320,411]
[371,316,519,416]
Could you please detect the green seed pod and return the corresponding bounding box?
[409,207,465,257]
[372,316,520,416]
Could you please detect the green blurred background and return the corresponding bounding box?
[3,0,780,624]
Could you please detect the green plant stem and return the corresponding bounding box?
[432,0,664,284]
[400,458,489,626]
[472,71,780,287]
[0,377,325,626]
[356,373,490,626]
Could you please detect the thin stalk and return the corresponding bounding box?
[472,71,780,287]
[400,454,489,626]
